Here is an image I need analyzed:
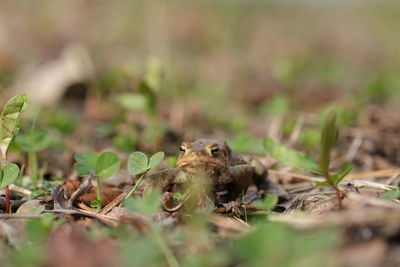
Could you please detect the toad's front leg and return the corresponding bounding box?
[144,168,187,194]
[232,154,268,190]
[228,164,254,196]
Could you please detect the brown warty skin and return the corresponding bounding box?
[144,138,268,201]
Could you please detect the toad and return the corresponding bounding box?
[144,139,268,201]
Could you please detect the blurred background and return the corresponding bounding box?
[0,0,399,160]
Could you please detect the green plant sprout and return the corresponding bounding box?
[114,58,166,149]
[15,109,51,189]
[123,191,178,267]
[124,151,164,201]
[253,194,278,216]
[263,111,352,209]
[74,151,121,210]
[233,222,337,267]
[122,152,178,267]
[0,94,29,212]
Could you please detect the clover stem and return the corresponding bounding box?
[28,151,38,189]
[28,108,40,189]
[96,176,102,206]
[122,171,148,205]
[1,154,11,213]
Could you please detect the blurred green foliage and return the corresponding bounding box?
[233,223,337,267]
[0,1,399,266]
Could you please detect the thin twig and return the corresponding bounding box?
[385,171,400,185]
[347,169,400,180]
[47,208,119,227]
[9,184,32,196]
[268,169,397,191]
[208,214,250,233]
[68,172,94,207]
[99,187,132,215]
[269,169,400,181]
[0,214,44,219]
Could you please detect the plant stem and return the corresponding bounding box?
[95,176,102,211]
[28,108,40,189]
[326,173,342,209]
[1,154,11,213]
[4,187,11,213]
[152,230,179,267]
[28,151,38,189]
[123,171,148,203]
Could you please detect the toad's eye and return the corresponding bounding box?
[210,147,219,155]
[179,146,186,153]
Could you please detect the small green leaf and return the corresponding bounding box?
[128,151,149,175]
[138,81,156,115]
[90,199,104,210]
[74,152,99,176]
[124,191,161,215]
[27,129,51,152]
[264,195,278,210]
[261,94,290,117]
[15,129,52,152]
[0,94,29,159]
[145,57,163,93]
[315,181,330,187]
[0,163,19,188]
[173,192,184,202]
[254,195,278,211]
[381,189,400,200]
[263,137,321,174]
[148,152,164,169]
[319,112,338,176]
[95,152,121,178]
[25,214,55,243]
[114,93,147,111]
[332,164,353,185]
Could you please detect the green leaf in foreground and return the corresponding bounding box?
[124,191,161,215]
[254,194,278,211]
[0,163,20,189]
[95,152,121,178]
[25,214,55,243]
[263,137,321,174]
[0,94,29,160]
[331,164,353,186]
[128,151,149,175]
[148,152,164,169]
[233,223,337,266]
[319,111,338,176]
